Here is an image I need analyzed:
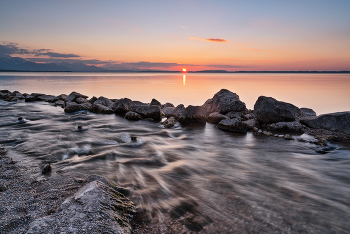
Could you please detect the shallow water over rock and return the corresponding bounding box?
[1,100,350,233]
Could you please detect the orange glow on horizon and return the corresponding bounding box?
[182,68,187,72]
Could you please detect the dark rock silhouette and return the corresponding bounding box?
[124,111,142,120]
[300,108,316,117]
[94,96,114,107]
[110,98,135,113]
[150,98,161,106]
[217,119,248,133]
[66,92,88,102]
[301,112,350,134]
[131,105,162,119]
[208,112,229,124]
[178,105,207,123]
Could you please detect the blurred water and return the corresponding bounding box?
[1,99,350,233]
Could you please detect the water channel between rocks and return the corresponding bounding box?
[1,100,350,233]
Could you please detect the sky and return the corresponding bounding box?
[0,0,350,71]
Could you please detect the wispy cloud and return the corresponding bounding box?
[190,37,228,42]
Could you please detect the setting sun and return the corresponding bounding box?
[182,68,187,72]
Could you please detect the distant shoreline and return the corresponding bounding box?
[0,70,350,74]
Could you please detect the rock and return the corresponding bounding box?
[162,107,175,118]
[243,119,259,130]
[284,134,294,140]
[267,121,304,133]
[131,136,137,142]
[110,98,135,113]
[263,131,273,136]
[163,102,174,108]
[253,127,259,132]
[254,96,301,124]
[208,112,229,124]
[258,129,263,134]
[278,135,284,138]
[173,104,186,118]
[93,104,114,114]
[133,101,148,106]
[217,118,248,133]
[202,89,246,115]
[124,111,142,120]
[75,97,88,104]
[300,111,350,134]
[25,95,35,102]
[64,103,91,113]
[94,96,114,107]
[244,113,255,120]
[36,94,56,102]
[55,94,67,101]
[66,91,88,102]
[89,96,98,104]
[42,164,51,174]
[178,105,207,124]
[226,111,244,120]
[78,126,83,130]
[150,98,161,106]
[163,116,177,128]
[30,93,45,100]
[0,90,10,93]
[131,105,162,119]
[55,100,65,107]
[26,176,134,234]
[14,93,25,99]
[300,108,316,117]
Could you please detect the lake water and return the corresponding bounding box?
[1,72,350,233]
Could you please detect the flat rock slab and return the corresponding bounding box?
[301,111,350,134]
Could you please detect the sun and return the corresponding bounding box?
[182,68,187,72]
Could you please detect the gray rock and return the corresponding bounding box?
[66,91,88,102]
[163,116,177,128]
[267,121,304,133]
[55,94,67,101]
[36,94,56,102]
[124,111,142,120]
[284,134,294,140]
[0,90,10,93]
[178,105,207,124]
[173,104,186,118]
[64,103,91,113]
[217,118,248,133]
[30,93,45,99]
[26,176,134,234]
[226,111,244,120]
[244,113,255,120]
[162,107,175,118]
[131,105,162,119]
[94,96,114,107]
[88,96,98,104]
[54,100,65,108]
[93,104,114,114]
[243,119,259,130]
[300,111,350,134]
[75,97,88,104]
[300,108,316,117]
[202,89,246,115]
[150,98,161,106]
[208,112,229,124]
[133,100,148,106]
[25,95,35,102]
[110,98,135,113]
[254,96,301,123]
[14,93,25,99]
[163,102,174,108]
[42,164,51,174]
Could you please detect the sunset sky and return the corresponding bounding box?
[1,0,349,71]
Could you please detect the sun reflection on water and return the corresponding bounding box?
[183,75,186,85]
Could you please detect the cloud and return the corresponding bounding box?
[190,37,228,42]
[0,41,80,58]
[26,57,116,65]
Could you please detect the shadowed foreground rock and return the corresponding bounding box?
[131,105,162,119]
[254,96,301,124]
[301,112,350,134]
[110,98,135,113]
[267,121,304,133]
[217,118,248,133]
[26,175,134,234]
[202,89,246,114]
[178,105,207,123]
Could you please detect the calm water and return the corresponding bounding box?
[1,72,350,114]
[1,73,350,233]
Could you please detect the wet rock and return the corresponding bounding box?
[0,92,9,99]
[300,108,316,117]
[77,126,83,130]
[244,113,255,120]
[55,94,67,102]
[93,104,114,114]
[42,164,51,174]
[94,96,114,107]
[208,112,229,124]
[25,95,35,102]
[284,134,293,140]
[133,100,148,106]
[278,135,284,138]
[163,102,174,108]
[131,136,137,142]
[163,116,177,128]
[150,98,161,106]
[254,96,301,124]
[64,103,91,113]
[75,97,88,104]
[0,90,10,93]
[258,129,263,134]
[54,100,65,107]
[131,105,162,119]
[110,98,135,113]
[263,131,273,136]
[66,91,88,102]
[202,89,246,115]
[162,107,175,118]
[26,175,134,234]
[300,112,350,134]
[226,111,244,120]
[124,111,142,120]
[267,121,304,133]
[178,105,207,124]
[243,119,259,130]
[14,92,25,99]
[253,127,259,132]
[36,94,56,102]
[88,96,98,104]
[0,148,7,155]
[173,104,186,118]
[30,93,46,100]
[217,119,248,133]
[18,117,23,121]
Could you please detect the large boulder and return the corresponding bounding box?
[202,89,246,115]
[133,100,148,106]
[300,108,316,117]
[75,97,88,104]
[254,96,301,124]
[150,98,161,106]
[178,105,207,124]
[208,112,229,124]
[26,176,134,234]
[267,121,304,133]
[93,104,114,114]
[162,107,175,118]
[226,111,244,120]
[55,100,65,108]
[243,119,259,130]
[163,102,174,108]
[88,96,98,104]
[163,116,177,128]
[124,111,142,120]
[131,105,162,119]
[66,91,88,102]
[64,103,91,113]
[25,95,35,102]
[110,98,135,113]
[94,96,114,107]
[300,112,350,134]
[173,104,186,118]
[217,119,248,133]
[55,94,67,102]
[36,94,56,102]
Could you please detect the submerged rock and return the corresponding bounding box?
[131,105,162,119]
[284,134,294,140]
[110,98,135,113]
[42,164,51,174]
[150,98,161,106]
[300,108,316,117]
[124,111,142,120]
[178,105,207,124]
[267,121,304,133]
[217,118,248,133]
[163,116,177,128]
[254,96,301,124]
[66,91,88,102]
[207,112,229,124]
[202,89,246,115]
[300,111,350,134]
